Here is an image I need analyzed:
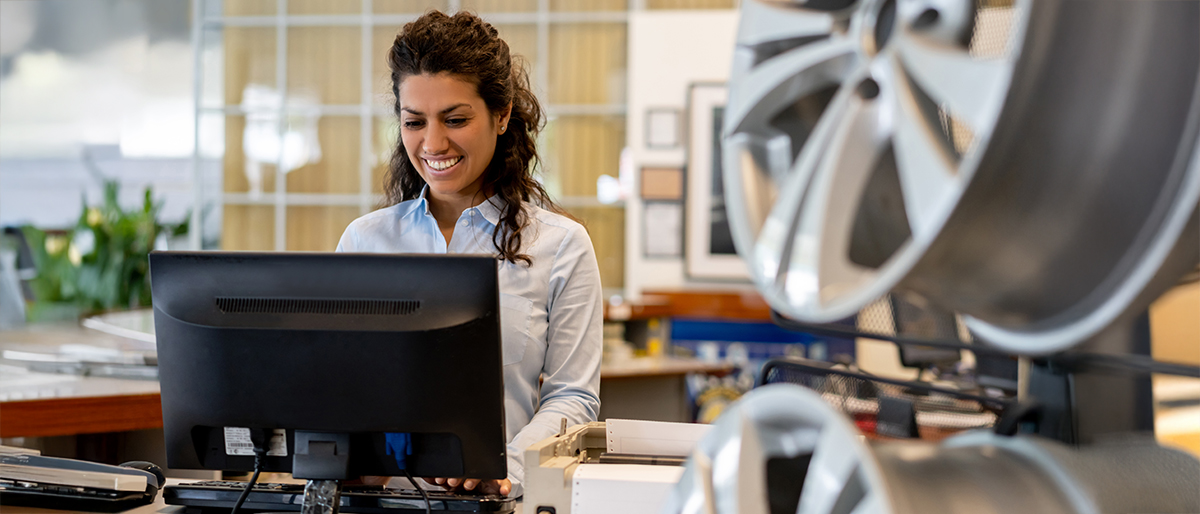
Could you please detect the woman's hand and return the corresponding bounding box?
[423,477,512,495]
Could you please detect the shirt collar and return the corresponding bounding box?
[400,184,507,227]
[397,185,433,222]
[476,194,506,227]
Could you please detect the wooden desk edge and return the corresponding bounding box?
[0,393,163,438]
[601,361,735,379]
[605,290,773,322]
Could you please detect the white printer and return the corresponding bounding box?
[523,419,710,514]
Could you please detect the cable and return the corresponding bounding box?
[1052,352,1200,378]
[230,438,266,514]
[402,468,432,514]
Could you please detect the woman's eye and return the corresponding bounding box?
[446,118,467,127]
[403,120,424,129]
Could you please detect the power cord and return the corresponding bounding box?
[230,432,267,514]
[401,468,431,514]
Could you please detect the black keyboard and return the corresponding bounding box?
[164,480,515,513]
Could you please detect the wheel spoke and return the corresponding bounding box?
[723,133,780,261]
[886,54,961,238]
[789,82,891,310]
[893,31,1009,133]
[725,36,859,141]
[796,427,861,514]
[750,80,856,291]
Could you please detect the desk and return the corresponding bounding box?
[1,322,730,436]
[599,358,734,423]
[0,324,161,439]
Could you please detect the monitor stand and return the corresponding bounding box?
[294,431,353,514]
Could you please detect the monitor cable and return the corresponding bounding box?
[401,468,432,514]
[230,433,266,514]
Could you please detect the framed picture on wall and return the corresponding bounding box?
[685,83,749,281]
[645,107,681,149]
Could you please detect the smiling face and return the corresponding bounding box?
[398,72,510,211]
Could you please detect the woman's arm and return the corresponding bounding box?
[505,223,604,496]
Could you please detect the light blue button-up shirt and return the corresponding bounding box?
[336,188,602,496]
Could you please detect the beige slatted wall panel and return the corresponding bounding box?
[569,207,625,289]
[549,24,626,105]
[647,0,736,8]
[286,117,361,194]
[372,117,399,197]
[546,22,626,288]
[497,24,539,77]
[288,27,362,105]
[288,206,363,251]
[222,25,276,250]
[284,27,362,248]
[551,116,624,197]
[462,0,539,12]
[288,0,360,14]
[550,115,625,288]
[375,0,450,13]
[223,27,276,107]
[370,23,400,201]
[373,26,401,105]
[224,116,278,194]
[551,0,626,11]
[224,1,276,16]
[223,206,276,250]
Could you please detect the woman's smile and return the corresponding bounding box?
[423,156,463,172]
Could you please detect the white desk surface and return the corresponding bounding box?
[0,322,158,402]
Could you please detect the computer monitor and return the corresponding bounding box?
[149,252,507,481]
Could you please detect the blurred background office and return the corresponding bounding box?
[1,0,794,371]
[0,0,768,465]
[1,0,1196,460]
[2,0,743,297]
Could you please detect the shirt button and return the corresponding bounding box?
[460,219,469,227]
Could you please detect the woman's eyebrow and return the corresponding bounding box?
[400,104,471,116]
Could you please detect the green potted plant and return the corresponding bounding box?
[21,181,188,321]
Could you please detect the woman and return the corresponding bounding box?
[336,11,603,497]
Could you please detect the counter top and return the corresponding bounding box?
[1,323,162,438]
[599,357,735,379]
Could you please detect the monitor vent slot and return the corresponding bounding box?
[215,297,421,316]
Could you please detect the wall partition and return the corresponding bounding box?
[192,0,736,291]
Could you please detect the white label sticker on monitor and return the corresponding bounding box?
[224,428,288,457]
[224,427,255,456]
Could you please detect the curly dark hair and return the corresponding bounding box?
[385,10,569,265]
